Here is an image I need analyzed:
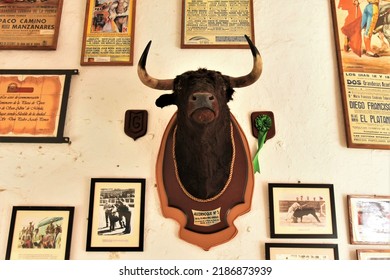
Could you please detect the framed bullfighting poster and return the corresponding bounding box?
[268,183,337,239]
[330,0,390,150]
[0,0,64,50]
[265,243,339,260]
[5,206,74,260]
[181,0,255,48]
[86,178,145,251]
[80,0,136,65]
[348,195,390,245]
[0,69,79,143]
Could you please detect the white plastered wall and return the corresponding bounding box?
[0,0,389,260]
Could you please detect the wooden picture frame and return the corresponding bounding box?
[348,195,390,245]
[0,0,64,50]
[330,0,390,150]
[80,0,136,65]
[357,249,390,260]
[265,243,339,260]
[5,206,74,260]
[86,178,145,251]
[181,0,255,48]
[269,183,337,239]
[0,69,78,143]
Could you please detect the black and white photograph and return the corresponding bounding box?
[269,183,337,238]
[86,178,145,251]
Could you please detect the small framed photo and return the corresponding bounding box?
[86,178,145,251]
[265,243,339,260]
[357,249,390,260]
[269,183,337,238]
[0,0,64,50]
[80,0,137,65]
[348,195,390,245]
[5,206,74,260]
[181,0,255,48]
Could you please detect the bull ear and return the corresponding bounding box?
[155,93,176,108]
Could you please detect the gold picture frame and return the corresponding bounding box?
[0,0,64,50]
[181,0,255,48]
[357,249,390,260]
[80,0,136,65]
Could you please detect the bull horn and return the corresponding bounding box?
[228,35,263,88]
[137,41,174,90]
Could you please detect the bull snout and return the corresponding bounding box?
[188,92,219,124]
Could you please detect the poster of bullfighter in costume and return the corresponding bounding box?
[331,0,390,150]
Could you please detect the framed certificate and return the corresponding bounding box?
[81,0,137,65]
[0,69,78,143]
[181,0,255,48]
[0,0,64,50]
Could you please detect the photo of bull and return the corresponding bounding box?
[137,35,262,200]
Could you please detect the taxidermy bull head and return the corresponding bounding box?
[138,35,262,200]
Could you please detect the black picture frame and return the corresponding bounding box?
[86,178,146,251]
[269,183,337,239]
[6,206,74,260]
[265,243,339,260]
[0,69,78,143]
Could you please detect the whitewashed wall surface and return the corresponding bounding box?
[0,0,389,260]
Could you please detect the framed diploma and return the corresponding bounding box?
[0,69,79,143]
[181,0,255,48]
[330,0,390,150]
[5,206,74,260]
[81,0,136,65]
[265,243,339,260]
[0,0,64,50]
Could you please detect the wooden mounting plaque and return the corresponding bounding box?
[156,112,254,250]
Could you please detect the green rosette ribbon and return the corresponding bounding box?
[253,115,272,173]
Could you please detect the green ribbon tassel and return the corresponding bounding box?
[253,115,272,174]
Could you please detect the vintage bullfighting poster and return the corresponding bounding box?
[331,0,390,149]
[0,0,64,50]
[81,0,136,65]
[181,0,255,48]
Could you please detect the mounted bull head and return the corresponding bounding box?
[138,35,262,200]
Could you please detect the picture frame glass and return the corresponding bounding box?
[0,0,64,50]
[6,206,74,260]
[80,0,136,65]
[349,195,390,245]
[265,243,338,260]
[269,183,337,238]
[181,0,255,48]
[87,178,145,251]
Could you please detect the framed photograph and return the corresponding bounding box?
[181,0,255,48]
[357,249,390,260]
[80,0,137,65]
[268,183,337,238]
[0,0,64,50]
[330,0,390,150]
[5,206,74,260]
[86,178,145,251]
[265,243,339,260]
[0,69,79,143]
[348,195,390,245]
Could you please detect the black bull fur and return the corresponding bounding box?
[138,35,262,200]
[293,207,321,223]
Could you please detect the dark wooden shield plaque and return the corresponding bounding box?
[156,112,254,250]
[251,111,275,141]
[124,110,148,140]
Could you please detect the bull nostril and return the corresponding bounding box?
[209,96,214,101]
[192,96,197,101]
